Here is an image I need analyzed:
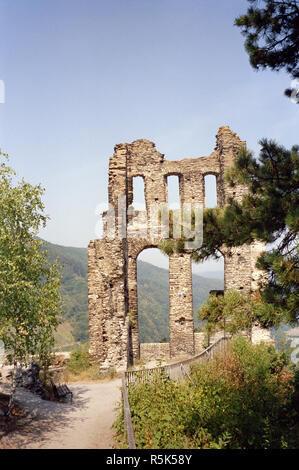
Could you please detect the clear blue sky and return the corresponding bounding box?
[0,0,297,273]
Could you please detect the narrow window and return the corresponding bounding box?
[132,176,146,210]
[204,174,217,208]
[167,175,180,209]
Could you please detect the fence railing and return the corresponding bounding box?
[125,336,230,386]
[122,374,136,449]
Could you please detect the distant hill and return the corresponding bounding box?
[44,241,89,345]
[44,241,223,345]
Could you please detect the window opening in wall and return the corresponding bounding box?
[204,174,217,208]
[132,176,146,210]
[167,175,180,210]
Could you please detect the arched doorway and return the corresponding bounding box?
[137,248,170,344]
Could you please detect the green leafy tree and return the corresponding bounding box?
[0,151,62,411]
[235,0,299,100]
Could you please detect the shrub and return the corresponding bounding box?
[65,349,119,382]
[114,337,298,449]
[67,348,90,374]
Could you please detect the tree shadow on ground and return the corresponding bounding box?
[0,383,90,448]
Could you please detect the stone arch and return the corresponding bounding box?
[137,247,170,346]
[127,240,196,362]
[127,240,161,362]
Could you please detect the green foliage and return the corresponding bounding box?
[0,152,62,367]
[197,141,298,253]
[235,0,299,99]
[199,289,279,340]
[227,141,298,323]
[67,347,90,374]
[158,239,174,256]
[115,337,298,449]
[66,347,118,381]
[114,370,195,449]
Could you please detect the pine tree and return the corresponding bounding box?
[235,0,299,101]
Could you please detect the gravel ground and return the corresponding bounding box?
[0,379,122,449]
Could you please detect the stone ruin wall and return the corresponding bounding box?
[88,126,271,371]
[140,343,170,362]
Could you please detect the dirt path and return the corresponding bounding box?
[0,379,122,449]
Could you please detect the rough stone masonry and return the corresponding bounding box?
[88,126,270,370]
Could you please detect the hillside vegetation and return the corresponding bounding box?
[44,241,223,346]
[114,337,299,449]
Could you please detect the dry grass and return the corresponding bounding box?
[61,366,121,384]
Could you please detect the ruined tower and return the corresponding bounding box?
[88,127,269,370]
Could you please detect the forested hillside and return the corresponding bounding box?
[44,241,89,345]
[44,241,223,345]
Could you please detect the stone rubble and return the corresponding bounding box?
[0,362,50,401]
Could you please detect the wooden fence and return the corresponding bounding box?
[125,336,230,386]
[122,374,136,449]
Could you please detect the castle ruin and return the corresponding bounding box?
[88,126,270,370]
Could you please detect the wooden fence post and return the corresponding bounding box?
[122,374,136,449]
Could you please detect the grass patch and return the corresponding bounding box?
[59,346,120,382]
